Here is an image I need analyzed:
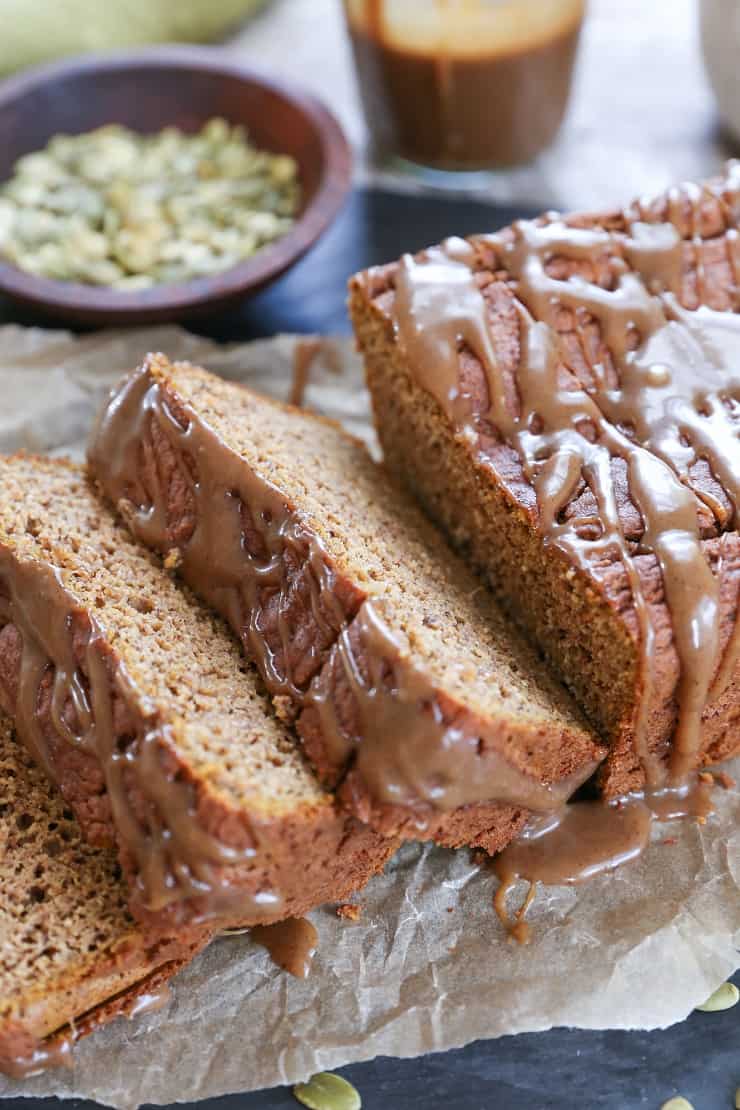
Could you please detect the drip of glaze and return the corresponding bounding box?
[646,776,715,821]
[0,547,280,922]
[89,358,600,819]
[393,244,484,432]
[251,917,319,979]
[0,560,93,779]
[307,598,597,813]
[291,336,323,408]
[289,337,345,409]
[491,777,715,944]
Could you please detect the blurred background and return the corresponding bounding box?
[0,0,736,210]
[0,5,737,1107]
[0,0,737,329]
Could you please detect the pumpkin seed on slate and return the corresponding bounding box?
[660,1099,693,1110]
[695,981,739,1012]
[293,1072,362,1110]
[0,118,300,288]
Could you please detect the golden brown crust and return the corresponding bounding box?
[0,951,202,1078]
[88,358,603,857]
[297,613,599,852]
[0,454,396,929]
[0,712,211,1077]
[336,769,529,853]
[4,587,395,929]
[349,172,740,795]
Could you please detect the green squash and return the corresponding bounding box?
[0,0,270,76]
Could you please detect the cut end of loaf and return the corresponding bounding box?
[0,452,330,819]
[0,452,395,927]
[348,272,647,796]
[151,357,601,762]
[348,168,740,795]
[89,354,604,856]
[0,713,202,1057]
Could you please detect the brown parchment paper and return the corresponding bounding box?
[0,323,737,1109]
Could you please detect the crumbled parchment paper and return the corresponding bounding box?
[0,324,737,1109]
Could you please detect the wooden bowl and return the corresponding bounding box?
[0,46,352,325]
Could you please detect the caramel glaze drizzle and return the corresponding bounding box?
[88,361,600,826]
[89,363,351,707]
[491,797,652,945]
[0,547,279,923]
[308,599,592,814]
[251,916,319,979]
[393,218,740,791]
[500,220,740,780]
[390,192,739,937]
[491,775,717,944]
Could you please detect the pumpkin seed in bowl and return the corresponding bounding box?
[0,118,300,287]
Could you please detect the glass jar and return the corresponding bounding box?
[344,0,586,170]
[701,0,740,142]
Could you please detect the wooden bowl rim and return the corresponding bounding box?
[0,45,353,317]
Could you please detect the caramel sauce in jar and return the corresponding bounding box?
[344,0,585,169]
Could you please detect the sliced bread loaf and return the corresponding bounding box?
[348,167,740,797]
[0,454,393,928]
[88,355,604,855]
[0,713,208,1078]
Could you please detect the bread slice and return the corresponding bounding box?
[88,355,604,856]
[0,713,208,1078]
[348,166,740,797]
[0,454,394,928]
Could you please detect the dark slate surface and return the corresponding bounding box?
[1,188,737,1109]
[1,974,738,1110]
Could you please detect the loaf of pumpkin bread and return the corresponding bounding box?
[0,714,209,1078]
[0,454,394,929]
[349,164,740,798]
[88,356,604,855]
